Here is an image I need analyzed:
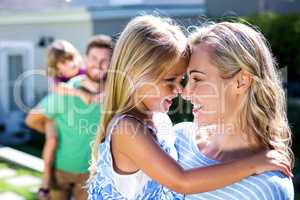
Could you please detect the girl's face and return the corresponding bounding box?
[183,44,239,127]
[57,58,80,78]
[137,57,187,114]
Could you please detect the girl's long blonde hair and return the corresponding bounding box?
[188,22,293,164]
[90,15,187,175]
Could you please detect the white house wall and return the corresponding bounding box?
[0,17,93,103]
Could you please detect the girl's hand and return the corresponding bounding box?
[50,83,68,94]
[91,93,105,104]
[81,79,100,94]
[51,83,92,104]
[253,150,292,177]
[77,90,92,104]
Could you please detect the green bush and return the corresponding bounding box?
[246,12,300,80]
[168,96,193,124]
[288,98,300,152]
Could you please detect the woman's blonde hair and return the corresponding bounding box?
[46,40,82,77]
[188,22,293,164]
[89,15,188,175]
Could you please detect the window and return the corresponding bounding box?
[8,54,25,111]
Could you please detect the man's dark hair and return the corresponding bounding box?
[86,34,113,55]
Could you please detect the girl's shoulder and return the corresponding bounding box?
[109,114,148,134]
[104,114,154,145]
[111,112,171,136]
[109,113,177,158]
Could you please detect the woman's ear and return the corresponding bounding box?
[236,70,252,94]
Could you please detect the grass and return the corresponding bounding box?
[0,160,42,200]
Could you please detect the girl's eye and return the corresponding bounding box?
[165,77,176,83]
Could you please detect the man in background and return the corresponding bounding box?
[26,35,113,200]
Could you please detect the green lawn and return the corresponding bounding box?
[0,160,42,200]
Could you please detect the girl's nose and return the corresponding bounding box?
[173,83,183,95]
[182,85,191,101]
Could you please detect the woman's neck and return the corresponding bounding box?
[196,123,264,162]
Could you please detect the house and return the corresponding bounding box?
[0,0,205,141]
[206,0,300,16]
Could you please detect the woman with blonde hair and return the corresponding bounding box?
[174,21,294,199]
[88,15,291,199]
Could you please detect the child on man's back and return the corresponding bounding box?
[38,40,93,200]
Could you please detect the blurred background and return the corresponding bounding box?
[0,0,299,199]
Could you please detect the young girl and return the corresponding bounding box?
[38,40,93,199]
[88,15,291,199]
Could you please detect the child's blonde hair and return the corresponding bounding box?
[90,15,188,175]
[46,40,83,77]
[188,22,293,164]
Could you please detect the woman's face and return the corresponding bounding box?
[183,44,239,127]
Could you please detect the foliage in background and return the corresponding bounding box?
[246,12,300,80]
[245,12,300,157]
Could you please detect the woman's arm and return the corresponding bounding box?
[112,118,291,194]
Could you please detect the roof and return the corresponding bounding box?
[0,0,204,12]
[0,3,205,25]
[0,0,72,12]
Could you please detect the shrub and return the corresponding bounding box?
[246,12,300,80]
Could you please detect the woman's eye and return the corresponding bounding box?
[192,77,202,82]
